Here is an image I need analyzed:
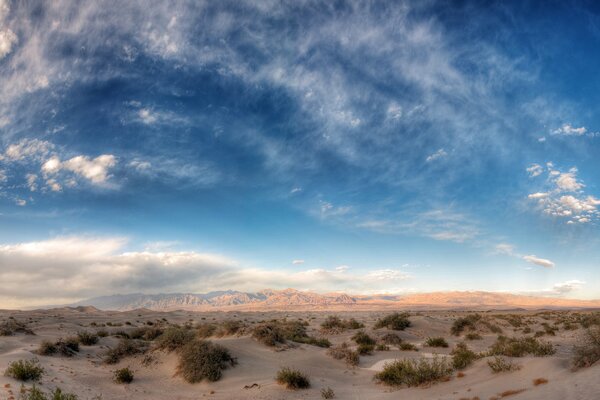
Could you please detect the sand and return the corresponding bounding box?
[0,308,598,399]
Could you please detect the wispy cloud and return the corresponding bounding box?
[522,254,555,268]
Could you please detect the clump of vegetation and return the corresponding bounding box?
[320,316,364,333]
[321,387,335,399]
[357,343,375,355]
[399,342,418,351]
[252,323,285,346]
[129,326,163,341]
[481,321,503,334]
[279,320,331,348]
[155,326,196,351]
[276,367,310,389]
[176,340,236,383]
[96,329,109,337]
[374,357,453,387]
[352,331,376,346]
[465,333,482,341]
[113,367,134,384]
[488,336,555,357]
[487,356,519,373]
[425,337,449,348]
[451,342,477,370]
[578,312,600,329]
[103,339,148,364]
[4,359,44,381]
[214,320,245,337]
[197,323,217,338]
[376,344,390,351]
[0,319,35,336]
[37,340,57,356]
[572,326,600,369]
[37,337,79,357]
[374,313,411,331]
[451,314,482,336]
[380,333,403,346]
[77,331,99,346]
[327,342,360,366]
[20,386,78,400]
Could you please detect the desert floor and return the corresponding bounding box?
[1,308,599,400]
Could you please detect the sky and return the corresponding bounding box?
[1,0,600,308]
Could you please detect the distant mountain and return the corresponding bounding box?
[65,289,600,311]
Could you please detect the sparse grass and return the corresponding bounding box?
[488,336,555,357]
[374,357,453,387]
[451,314,481,336]
[113,367,134,384]
[352,331,376,346]
[321,387,335,399]
[327,342,360,366]
[214,320,244,337]
[374,313,411,331]
[572,326,600,369]
[320,316,364,332]
[425,337,449,348]
[487,356,519,373]
[77,331,99,345]
[276,367,310,390]
[451,342,477,370]
[252,323,285,346]
[0,320,35,336]
[465,333,482,341]
[20,386,78,400]
[155,326,196,352]
[176,340,236,383]
[103,339,148,364]
[4,359,44,381]
[533,377,548,386]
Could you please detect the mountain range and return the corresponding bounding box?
[63,289,600,311]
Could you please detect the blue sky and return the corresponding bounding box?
[1,0,599,307]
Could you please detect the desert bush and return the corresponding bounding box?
[55,337,80,357]
[380,333,403,346]
[579,312,600,328]
[96,329,109,337]
[572,326,600,369]
[176,340,236,383]
[252,323,285,346]
[522,327,532,334]
[0,320,35,336]
[155,326,196,351]
[214,320,244,337]
[374,357,453,387]
[320,316,364,332]
[374,313,411,331]
[481,321,503,334]
[113,367,134,384]
[321,387,335,399]
[357,343,375,355]
[4,358,44,381]
[77,331,99,345]
[103,339,148,364]
[465,333,482,341]
[276,367,310,389]
[451,314,482,336]
[37,340,57,356]
[327,342,360,366]
[488,336,555,357]
[400,342,418,351]
[352,331,376,346]
[19,386,78,400]
[376,344,390,351]
[129,326,163,341]
[425,337,449,348]
[197,323,217,338]
[451,342,477,370]
[487,356,519,373]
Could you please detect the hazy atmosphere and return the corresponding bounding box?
[1,0,600,308]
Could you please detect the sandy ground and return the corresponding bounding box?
[0,308,598,400]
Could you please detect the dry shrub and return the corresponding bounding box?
[276,367,310,389]
[488,336,554,357]
[425,337,449,348]
[572,326,600,369]
[77,331,99,345]
[374,313,411,331]
[4,359,44,381]
[113,367,134,384]
[487,356,519,373]
[327,342,359,366]
[103,339,148,364]
[155,326,196,351]
[375,357,453,387]
[176,340,236,383]
[451,314,481,336]
[451,342,477,370]
[252,323,285,346]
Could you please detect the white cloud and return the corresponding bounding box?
[555,169,583,191]
[425,148,447,163]
[386,102,402,120]
[26,173,37,191]
[522,255,555,268]
[552,123,587,136]
[552,280,585,294]
[526,163,543,177]
[0,28,17,59]
[292,259,304,265]
[15,198,26,206]
[495,243,515,255]
[3,139,53,162]
[138,108,157,124]
[527,192,548,199]
[42,154,117,186]
[290,187,302,194]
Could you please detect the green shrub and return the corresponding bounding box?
[374,357,453,387]
[352,331,376,346]
[376,344,390,351]
[276,367,310,389]
[278,320,330,347]
[572,326,600,369]
[155,326,196,352]
[103,339,148,364]
[4,358,44,381]
[399,342,418,351]
[77,331,99,346]
[49,387,78,400]
[451,314,481,336]
[18,385,48,400]
[374,313,411,331]
[357,343,375,355]
[451,342,477,370]
[129,326,163,341]
[320,316,364,332]
[381,333,402,346]
[214,320,244,337]
[487,356,519,373]
[252,323,285,346]
[197,323,217,338]
[37,340,57,356]
[327,342,359,366]
[113,367,134,384]
[488,336,555,357]
[321,387,335,399]
[176,340,236,383]
[55,337,80,357]
[425,337,449,348]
